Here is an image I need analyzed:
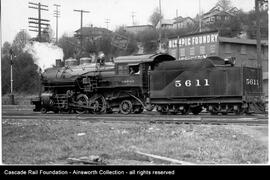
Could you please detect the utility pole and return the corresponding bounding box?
[54,4,60,44]
[158,0,162,51]
[255,0,262,67]
[28,2,49,42]
[105,18,110,30]
[9,49,15,105]
[176,9,178,29]
[199,0,202,32]
[176,9,179,60]
[74,9,90,50]
[131,11,136,25]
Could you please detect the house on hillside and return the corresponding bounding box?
[156,19,174,29]
[173,16,195,29]
[74,26,112,41]
[202,4,239,25]
[156,16,196,30]
[124,25,154,34]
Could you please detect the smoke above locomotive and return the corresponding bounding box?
[24,42,64,71]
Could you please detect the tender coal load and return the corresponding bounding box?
[154,56,227,71]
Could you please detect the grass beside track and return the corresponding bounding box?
[2,118,268,165]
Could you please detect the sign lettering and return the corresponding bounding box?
[175,79,210,87]
[246,79,259,86]
[169,32,218,48]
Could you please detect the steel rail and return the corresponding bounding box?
[2,113,268,126]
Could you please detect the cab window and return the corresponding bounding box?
[129,65,140,75]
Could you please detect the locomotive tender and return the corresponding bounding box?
[31,53,265,115]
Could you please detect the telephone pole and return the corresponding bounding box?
[176,9,179,60]
[199,0,202,32]
[74,9,90,49]
[255,0,262,67]
[54,4,60,43]
[28,2,49,42]
[158,0,162,51]
[131,11,136,25]
[9,49,15,105]
[255,0,268,67]
[105,18,110,30]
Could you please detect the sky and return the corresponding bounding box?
[1,0,256,44]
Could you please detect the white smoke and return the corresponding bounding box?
[24,42,64,71]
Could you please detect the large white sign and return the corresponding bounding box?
[169,32,218,48]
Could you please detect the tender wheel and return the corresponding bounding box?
[209,105,219,115]
[134,106,144,114]
[145,104,155,111]
[53,109,59,114]
[40,107,47,114]
[234,105,244,115]
[180,106,189,115]
[119,100,133,114]
[75,94,89,114]
[191,106,202,115]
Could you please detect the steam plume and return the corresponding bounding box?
[24,42,64,71]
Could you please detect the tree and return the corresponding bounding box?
[1,51,40,95]
[11,30,31,55]
[12,53,40,93]
[236,9,268,39]
[58,34,79,60]
[40,25,54,43]
[113,26,138,56]
[149,7,164,27]
[83,32,114,58]
[136,29,159,53]
[217,0,233,11]
[1,41,12,57]
[1,31,43,95]
[245,9,268,39]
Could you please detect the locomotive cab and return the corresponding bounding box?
[113,53,176,92]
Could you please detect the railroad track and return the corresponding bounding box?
[2,112,268,126]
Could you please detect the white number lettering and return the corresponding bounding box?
[246,79,259,86]
[175,80,181,87]
[195,79,201,86]
[204,79,210,86]
[185,80,192,87]
[175,79,210,87]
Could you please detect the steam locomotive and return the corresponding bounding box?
[31,53,265,115]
